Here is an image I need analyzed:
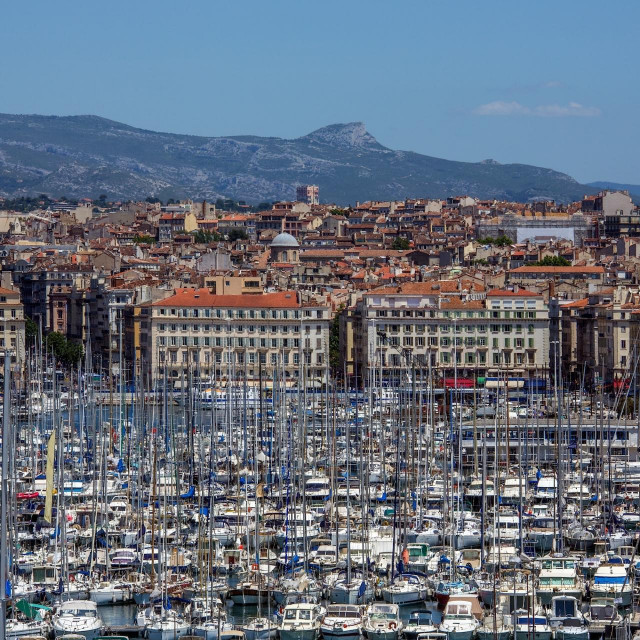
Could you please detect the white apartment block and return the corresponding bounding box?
[355,282,549,384]
[140,288,330,384]
[0,287,26,373]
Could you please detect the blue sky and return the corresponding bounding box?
[3,0,638,185]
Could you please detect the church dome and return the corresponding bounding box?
[270,232,299,248]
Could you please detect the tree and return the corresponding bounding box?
[533,255,571,267]
[133,233,155,244]
[45,332,83,367]
[494,235,513,247]
[329,305,345,373]
[192,229,221,243]
[25,316,38,346]
[228,228,248,242]
[477,235,512,247]
[329,207,348,217]
[391,237,410,250]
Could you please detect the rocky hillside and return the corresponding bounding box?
[0,114,594,203]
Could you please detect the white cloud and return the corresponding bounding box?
[473,100,600,117]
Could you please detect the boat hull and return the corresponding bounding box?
[280,628,320,640]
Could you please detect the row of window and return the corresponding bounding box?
[158,350,322,365]
[157,307,324,320]
[157,323,325,334]
[158,336,325,349]
[379,323,537,334]
[373,307,539,318]
[381,350,536,366]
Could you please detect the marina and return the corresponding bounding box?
[3,351,640,640]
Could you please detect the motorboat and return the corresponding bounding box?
[52,600,103,639]
[363,603,403,640]
[319,604,364,640]
[278,602,325,640]
[590,562,632,607]
[403,611,438,640]
[512,609,553,640]
[438,600,479,640]
[549,595,588,640]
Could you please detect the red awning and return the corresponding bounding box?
[444,377,475,389]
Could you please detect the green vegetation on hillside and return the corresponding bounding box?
[532,255,571,266]
[478,235,513,247]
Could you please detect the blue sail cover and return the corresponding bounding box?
[594,576,625,584]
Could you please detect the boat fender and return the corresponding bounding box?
[70,574,75,582]
[252,563,259,571]
[389,622,397,630]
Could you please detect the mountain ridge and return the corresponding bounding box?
[0,113,596,204]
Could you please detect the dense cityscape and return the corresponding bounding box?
[0,188,638,394]
[3,1,640,638]
[0,187,639,637]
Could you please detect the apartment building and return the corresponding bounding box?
[139,288,331,384]
[0,287,26,371]
[349,281,549,385]
[557,286,639,389]
[296,185,319,205]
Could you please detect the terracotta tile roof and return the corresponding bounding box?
[152,288,300,308]
[369,280,485,295]
[486,288,541,297]
[511,266,604,274]
[440,299,485,309]
[562,298,589,308]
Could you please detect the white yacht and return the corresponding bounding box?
[438,600,479,640]
[320,604,364,640]
[363,602,403,640]
[536,555,584,605]
[512,609,553,640]
[549,595,588,640]
[381,573,428,605]
[279,602,325,640]
[590,562,632,607]
[52,600,103,639]
[145,611,191,640]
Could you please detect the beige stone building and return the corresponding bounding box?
[0,287,26,372]
[138,288,331,385]
[348,280,549,385]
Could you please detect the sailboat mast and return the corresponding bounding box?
[0,352,11,638]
